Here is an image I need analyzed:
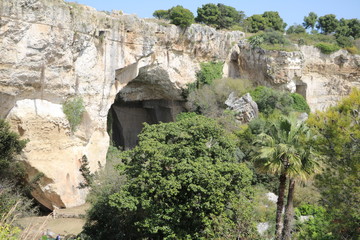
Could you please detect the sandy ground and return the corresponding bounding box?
[16,204,90,237]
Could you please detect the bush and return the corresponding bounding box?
[249,86,293,115]
[291,93,310,113]
[315,42,340,54]
[336,35,353,47]
[168,5,194,28]
[63,97,85,132]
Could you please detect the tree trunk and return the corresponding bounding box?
[281,178,296,240]
[275,173,287,240]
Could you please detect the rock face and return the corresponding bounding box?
[1,0,359,210]
[0,0,244,209]
[225,92,258,123]
[238,41,360,111]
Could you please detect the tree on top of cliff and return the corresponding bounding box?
[303,12,318,30]
[245,11,286,33]
[195,3,245,29]
[317,14,339,34]
[153,6,194,28]
[169,5,194,28]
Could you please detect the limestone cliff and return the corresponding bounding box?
[237,41,360,111]
[0,0,243,209]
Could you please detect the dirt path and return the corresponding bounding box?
[16,204,90,237]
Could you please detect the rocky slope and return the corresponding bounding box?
[0,0,243,209]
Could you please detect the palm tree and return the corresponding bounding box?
[253,115,317,240]
[281,131,318,240]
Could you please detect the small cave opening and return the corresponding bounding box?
[296,83,307,99]
[108,63,186,150]
[108,97,185,150]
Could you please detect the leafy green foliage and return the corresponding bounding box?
[63,97,85,132]
[168,5,194,28]
[315,42,340,54]
[78,155,95,189]
[308,88,360,239]
[248,31,296,52]
[0,119,27,175]
[245,11,286,33]
[291,93,310,113]
[249,86,293,115]
[196,61,224,86]
[216,3,245,29]
[317,14,339,34]
[81,146,126,240]
[293,204,333,240]
[303,12,318,30]
[107,113,254,239]
[195,3,220,27]
[286,24,306,34]
[186,78,253,131]
[153,9,170,20]
[184,61,224,96]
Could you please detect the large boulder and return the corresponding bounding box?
[225,92,258,123]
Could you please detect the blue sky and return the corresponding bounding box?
[73,0,359,27]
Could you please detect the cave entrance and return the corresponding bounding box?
[108,98,185,150]
[296,83,307,99]
[108,64,186,150]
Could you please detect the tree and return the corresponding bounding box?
[195,3,245,29]
[153,9,170,20]
[308,88,360,239]
[253,115,317,240]
[168,5,194,28]
[303,12,318,30]
[317,14,339,34]
[262,11,287,32]
[195,3,220,27]
[107,113,254,239]
[245,11,286,33]
[245,14,268,33]
[286,24,306,34]
[217,3,245,29]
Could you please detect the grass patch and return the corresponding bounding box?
[260,44,298,52]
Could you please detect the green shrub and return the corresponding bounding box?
[249,86,293,115]
[315,42,340,54]
[336,35,353,47]
[291,93,310,113]
[196,61,224,86]
[63,97,85,132]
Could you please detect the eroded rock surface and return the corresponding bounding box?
[0,0,244,208]
[225,92,258,123]
[238,42,360,111]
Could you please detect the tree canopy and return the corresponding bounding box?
[303,12,318,30]
[86,113,255,239]
[195,3,245,29]
[245,11,286,33]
